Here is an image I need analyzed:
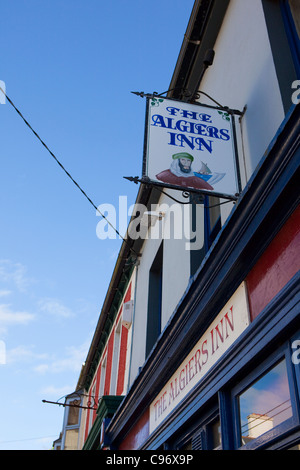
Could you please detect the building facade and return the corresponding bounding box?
[54,0,300,451]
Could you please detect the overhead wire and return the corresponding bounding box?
[0,86,139,257]
[240,398,292,434]
[0,435,57,444]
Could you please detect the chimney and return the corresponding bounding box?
[247,413,273,438]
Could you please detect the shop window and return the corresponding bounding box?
[209,417,222,450]
[232,344,300,449]
[180,417,222,450]
[238,360,292,445]
[174,408,221,450]
[287,442,300,450]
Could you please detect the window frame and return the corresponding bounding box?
[262,0,299,112]
[204,195,221,251]
[146,242,163,357]
[231,341,300,450]
[291,329,300,397]
[98,354,107,399]
[280,0,300,78]
[190,194,221,277]
[172,403,221,450]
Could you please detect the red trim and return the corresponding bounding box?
[247,205,300,321]
[92,360,102,422]
[116,325,129,395]
[84,399,90,441]
[104,328,115,395]
[84,377,96,441]
[116,283,131,395]
[124,283,132,303]
[116,282,132,395]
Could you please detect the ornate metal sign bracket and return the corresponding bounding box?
[42,392,99,411]
[124,176,240,203]
[131,90,245,117]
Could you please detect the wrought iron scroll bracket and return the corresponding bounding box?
[42,392,100,411]
[124,176,240,203]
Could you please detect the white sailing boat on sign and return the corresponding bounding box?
[194,161,225,186]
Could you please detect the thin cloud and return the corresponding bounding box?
[0,290,12,297]
[38,298,74,319]
[35,340,89,375]
[50,343,88,373]
[0,259,35,293]
[34,364,49,374]
[5,345,47,365]
[40,384,75,399]
[0,304,35,334]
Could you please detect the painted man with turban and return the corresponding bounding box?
[156,152,213,190]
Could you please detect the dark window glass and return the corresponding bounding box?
[209,418,222,450]
[146,243,163,357]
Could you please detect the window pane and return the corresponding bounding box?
[289,0,300,39]
[210,419,222,449]
[238,360,293,445]
[64,429,79,450]
[181,440,192,450]
[288,443,300,450]
[67,401,80,425]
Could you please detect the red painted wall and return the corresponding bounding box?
[247,205,300,321]
[104,329,115,395]
[116,283,131,395]
[116,325,129,395]
[118,410,150,450]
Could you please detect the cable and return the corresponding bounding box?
[0,435,57,444]
[241,398,292,433]
[0,86,138,258]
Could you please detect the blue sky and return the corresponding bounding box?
[0,0,194,450]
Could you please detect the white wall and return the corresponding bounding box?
[128,190,192,386]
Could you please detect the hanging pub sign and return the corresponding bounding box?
[143,96,241,199]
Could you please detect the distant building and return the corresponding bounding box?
[246,414,274,440]
[52,390,84,450]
